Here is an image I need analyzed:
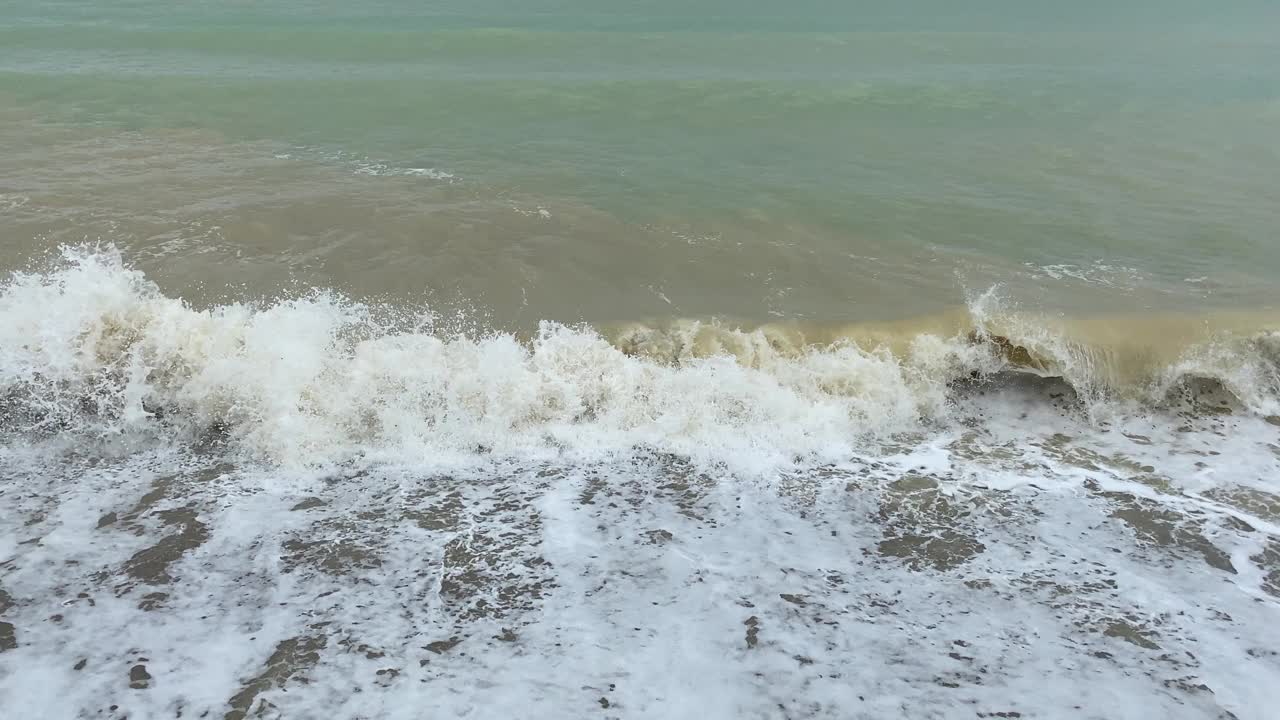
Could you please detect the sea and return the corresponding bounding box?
[1,2,1279,718]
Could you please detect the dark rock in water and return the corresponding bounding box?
[1104,492,1236,574]
[129,663,151,689]
[1251,540,1280,599]
[1102,621,1160,650]
[1164,376,1242,416]
[874,475,987,571]
[225,635,327,720]
[0,622,16,652]
[743,616,760,648]
[969,332,1046,371]
[1265,415,1280,427]
[139,592,169,611]
[425,637,462,654]
[289,497,326,511]
[643,529,673,544]
[122,508,210,584]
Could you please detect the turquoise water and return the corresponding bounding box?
[3,1,1279,317]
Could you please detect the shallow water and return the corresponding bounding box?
[3,380,1280,719]
[2,2,1280,718]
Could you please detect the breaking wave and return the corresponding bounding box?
[2,246,1278,471]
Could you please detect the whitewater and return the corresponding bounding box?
[1,247,1278,719]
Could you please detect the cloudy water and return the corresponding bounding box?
[1,2,1279,719]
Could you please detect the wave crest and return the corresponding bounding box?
[2,246,1278,469]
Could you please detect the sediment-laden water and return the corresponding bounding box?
[2,2,1279,718]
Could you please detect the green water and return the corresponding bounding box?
[1,1,1279,321]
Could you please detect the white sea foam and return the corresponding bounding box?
[0,246,996,471]
[352,161,453,179]
[277,145,455,180]
[0,391,1277,719]
[2,246,1279,472]
[2,247,1280,720]
[1027,262,1146,289]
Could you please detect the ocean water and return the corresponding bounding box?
[2,2,1280,719]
